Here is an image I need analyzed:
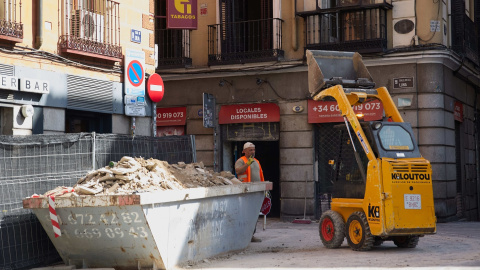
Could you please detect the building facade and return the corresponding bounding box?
[0,0,155,136]
[154,0,480,222]
[1,0,478,222]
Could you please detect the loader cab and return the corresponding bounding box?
[367,121,422,159]
[331,120,421,200]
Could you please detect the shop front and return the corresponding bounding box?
[219,103,281,217]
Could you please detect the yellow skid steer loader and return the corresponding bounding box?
[307,50,436,251]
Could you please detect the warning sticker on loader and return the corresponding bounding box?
[356,131,369,154]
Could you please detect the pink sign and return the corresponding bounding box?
[167,0,198,29]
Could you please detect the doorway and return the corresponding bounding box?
[232,140,280,217]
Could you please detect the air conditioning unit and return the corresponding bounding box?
[71,10,104,43]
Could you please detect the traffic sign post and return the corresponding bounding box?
[124,49,146,117]
[147,73,166,137]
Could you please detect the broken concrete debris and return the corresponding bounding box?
[41,156,243,197]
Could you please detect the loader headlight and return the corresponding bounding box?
[373,122,382,130]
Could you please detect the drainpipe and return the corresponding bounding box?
[292,0,298,51]
[35,0,43,49]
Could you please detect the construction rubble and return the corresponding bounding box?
[41,156,243,197]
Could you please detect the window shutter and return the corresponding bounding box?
[451,0,465,53]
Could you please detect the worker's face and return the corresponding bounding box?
[243,147,255,158]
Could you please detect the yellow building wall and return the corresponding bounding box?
[0,0,153,82]
[415,0,444,46]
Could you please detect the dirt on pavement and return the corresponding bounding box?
[183,218,480,270]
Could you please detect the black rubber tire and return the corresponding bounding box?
[319,210,345,249]
[373,237,384,246]
[393,235,420,248]
[345,211,374,251]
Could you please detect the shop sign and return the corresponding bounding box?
[167,0,197,29]
[0,75,50,94]
[454,101,463,122]
[308,99,383,123]
[156,106,187,126]
[219,103,280,124]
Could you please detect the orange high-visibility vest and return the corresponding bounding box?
[238,156,264,183]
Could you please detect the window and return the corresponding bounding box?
[155,0,191,69]
[59,0,122,61]
[378,126,414,151]
[208,0,283,65]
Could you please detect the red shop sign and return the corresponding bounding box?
[308,99,383,123]
[167,0,198,29]
[454,101,463,122]
[219,103,280,124]
[156,107,187,126]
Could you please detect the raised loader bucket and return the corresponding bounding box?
[306,50,375,96]
[23,182,272,270]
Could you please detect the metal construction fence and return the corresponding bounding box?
[0,133,196,270]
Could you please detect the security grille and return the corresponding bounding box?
[314,122,368,218]
[67,75,113,113]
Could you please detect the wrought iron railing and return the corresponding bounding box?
[0,0,23,42]
[58,0,122,61]
[326,0,392,10]
[301,7,388,53]
[208,18,284,65]
[155,29,192,69]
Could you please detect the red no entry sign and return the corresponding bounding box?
[147,73,165,103]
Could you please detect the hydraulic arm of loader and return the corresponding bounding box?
[306,50,405,162]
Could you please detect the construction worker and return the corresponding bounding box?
[235,142,264,242]
[235,142,264,183]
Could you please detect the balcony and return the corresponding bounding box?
[297,1,391,54]
[155,29,192,69]
[0,0,23,43]
[208,18,284,66]
[58,0,122,62]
